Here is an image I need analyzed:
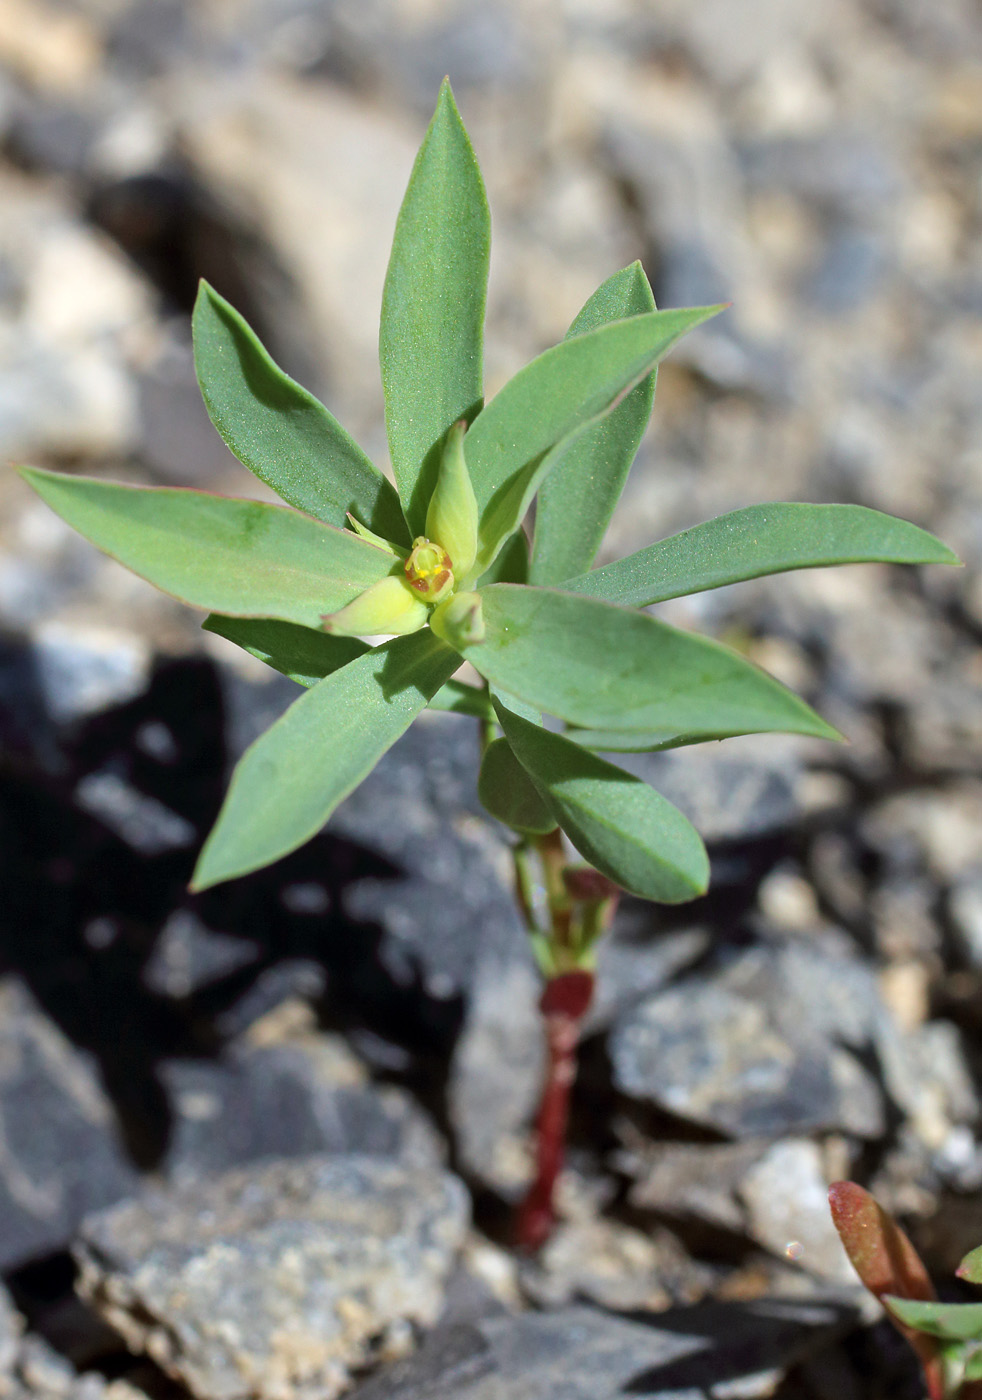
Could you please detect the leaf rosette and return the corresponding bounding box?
[18,80,959,897]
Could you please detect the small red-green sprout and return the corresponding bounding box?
[830,1181,982,1400]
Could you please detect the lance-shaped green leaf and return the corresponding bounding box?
[380,79,489,536]
[565,726,696,753]
[191,630,459,890]
[465,304,722,530]
[478,737,557,836]
[462,584,840,740]
[885,1300,982,1344]
[473,380,652,578]
[203,614,492,718]
[958,1248,982,1286]
[564,503,960,606]
[193,282,407,543]
[530,263,656,586]
[19,467,395,628]
[494,698,708,902]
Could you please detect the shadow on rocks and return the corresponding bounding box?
[0,644,465,1175]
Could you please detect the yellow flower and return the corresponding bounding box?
[322,419,482,641]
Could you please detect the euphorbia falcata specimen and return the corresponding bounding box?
[19,80,958,1249]
[830,1181,982,1399]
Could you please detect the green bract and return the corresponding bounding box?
[18,79,959,902]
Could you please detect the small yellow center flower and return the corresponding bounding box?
[321,419,483,642]
[405,537,454,602]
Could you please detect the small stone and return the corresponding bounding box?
[739,1140,855,1283]
[160,1037,444,1183]
[448,956,542,1194]
[32,623,149,725]
[622,1140,767,1234]
[877,1019,978,1151]
[74,770,196,855]
[141,909,260,999]
[75,1155,469,1400]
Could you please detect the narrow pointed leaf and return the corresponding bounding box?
[203,613,491,718]
[885,1299,982,1344]
[564,503,960,606]
[191,630,459,889]
[380,79,489,535]
[465,304,723,528]
[531,263,657,585]
[494,698,708,902]
[20,468,394,628]
[203,615,370,684]
[193,282,407,542]
[474,377,653,577]
[462,584,841,741]
[478,737,557,835]
[566,727,699,753]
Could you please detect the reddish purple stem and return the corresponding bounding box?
[515,970,594,1253]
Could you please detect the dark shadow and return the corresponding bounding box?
[616,1295,857,1394]
[0,642,465,1172]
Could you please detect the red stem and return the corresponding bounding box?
[515,970,594,1253]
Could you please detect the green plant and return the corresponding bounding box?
[19,82,957,1249]
[831,1181,982,1399]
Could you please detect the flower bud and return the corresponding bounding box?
[425,420,478,581]
[404,537,454,603]
[321,574,428,637]
[430,590,485,649]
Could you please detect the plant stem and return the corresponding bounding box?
[515,968,594,1252]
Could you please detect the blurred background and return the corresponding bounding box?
[0,3,981,1397]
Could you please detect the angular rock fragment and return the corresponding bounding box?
[610,940,886,1140]
[75,1155,469,1400]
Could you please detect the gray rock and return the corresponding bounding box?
[160,1037,443,1182]
[617,747,801,846]
[141,909,260,999]
[348,1298,853,1400]
[448,956,543,1195]
[32,623,150,726]
[587,918,710,1033]
[804,227,889,312]
[610,940,886,1140]
[0,978,139,1270]
[738,1140,855,1283]
[738,132,903,217]
[76,1155,470,1400]
[622,1140,767,1233]
[74,770,196,855]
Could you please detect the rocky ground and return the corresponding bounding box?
[1,0,982,1396]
